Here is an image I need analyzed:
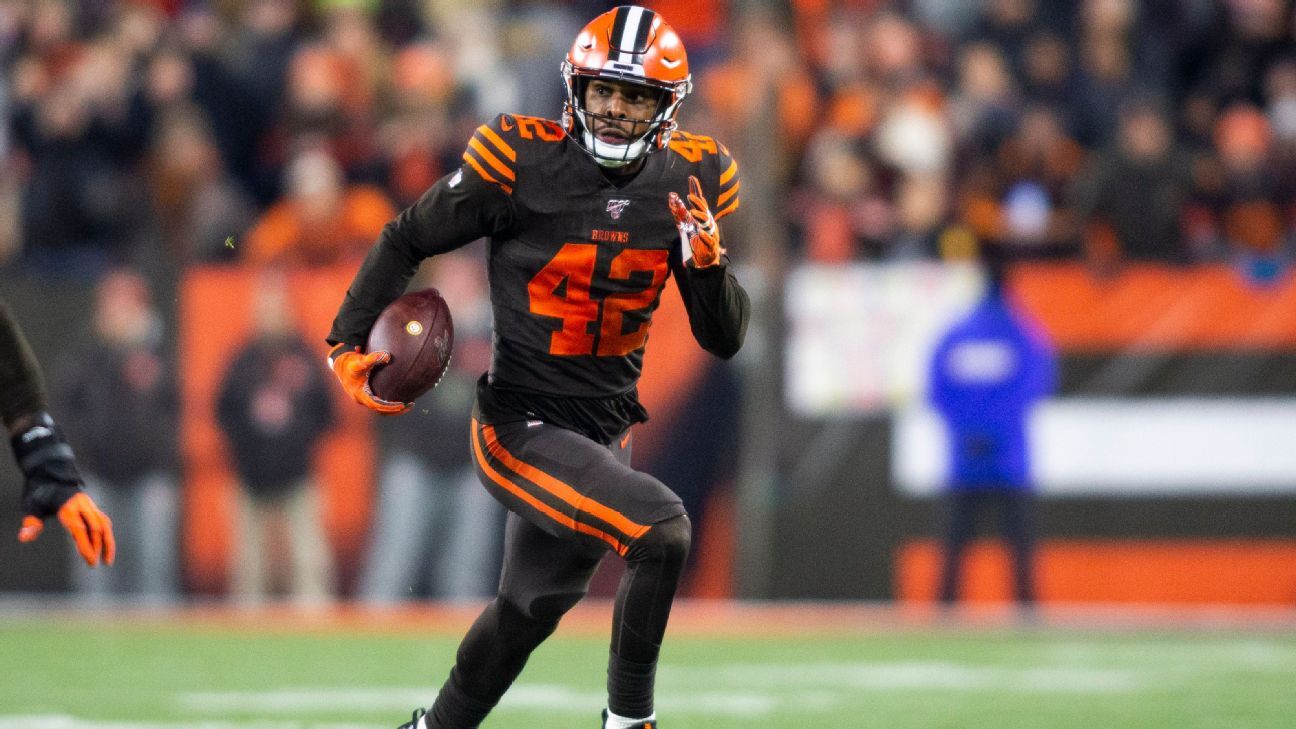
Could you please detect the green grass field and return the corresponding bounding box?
[2,604,1295,729]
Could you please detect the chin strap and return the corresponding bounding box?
[583,128,650,167]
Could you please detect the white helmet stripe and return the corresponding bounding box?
[616,6,647,64]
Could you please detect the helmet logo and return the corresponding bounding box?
[607,199,631,220]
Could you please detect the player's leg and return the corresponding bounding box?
[601,429,690,726]
[420,511,605,729]
[476,420,689,725]
[605,512,690,725]
[412,419,688,729]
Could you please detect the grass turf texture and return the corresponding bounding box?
[1,607,1295,729]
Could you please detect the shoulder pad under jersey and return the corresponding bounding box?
[460,114,566,195]
[668,130,741,220]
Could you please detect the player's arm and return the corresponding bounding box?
[668,149,749,359]
[327,117,517,412]
[0,299,115,566]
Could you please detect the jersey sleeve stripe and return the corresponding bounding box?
[461,152,513,194]
[715,197,741,220]
[471,420,628,555]
[720,158,739,186]
[717,179,740,207]
[467,137,516,182]
[481,423,650,543]
[477,125,517,162]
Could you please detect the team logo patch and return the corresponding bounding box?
[405,321,423,336]
[607,199,631,220]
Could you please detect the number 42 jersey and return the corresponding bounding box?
[328,113,750,443]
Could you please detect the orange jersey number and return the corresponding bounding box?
[668,132,719,163]
[528,244,669,357]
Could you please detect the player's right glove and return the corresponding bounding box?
[669,175,725,268]
[327,343,411,415]
[12,412,116,567]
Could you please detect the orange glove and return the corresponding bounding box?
[19,493,115,567]
[669,175,725,268]
[11,412,115,567]
[327,343,412,415]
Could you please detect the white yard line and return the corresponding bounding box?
[179,684,783,716]
[173,659,1147,720]
[661,661,1149,693]
[1,660,1158,729]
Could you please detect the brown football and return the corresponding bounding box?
[366,288,454,404]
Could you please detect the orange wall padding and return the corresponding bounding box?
[1012,263,1296,350]
[179,265,375,594]
[896,539,1296,605]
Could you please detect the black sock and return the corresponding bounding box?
[427,674,496,729]
[607,653,657,718]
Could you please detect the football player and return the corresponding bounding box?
[327,6,748,729]
[1,297,115,567]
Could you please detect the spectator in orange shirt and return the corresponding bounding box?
[242,145,396,266]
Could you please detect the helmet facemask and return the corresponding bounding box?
[561,62,690,167]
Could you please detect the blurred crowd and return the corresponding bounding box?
[1,0,1294,278]
[777,0,1296,272]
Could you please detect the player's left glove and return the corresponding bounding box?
[327,343,412,415]
[669,175,725,268]
[12,412,116,567]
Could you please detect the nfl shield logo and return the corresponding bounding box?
[607,199,631,220]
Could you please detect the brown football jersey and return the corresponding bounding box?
[329,114,748,441]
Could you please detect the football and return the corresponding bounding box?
[366,288,454,404]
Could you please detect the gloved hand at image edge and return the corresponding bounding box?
[12,412,115,567]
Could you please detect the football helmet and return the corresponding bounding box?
[562,5,691,167]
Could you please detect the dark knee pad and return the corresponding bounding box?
[625,514,691,568]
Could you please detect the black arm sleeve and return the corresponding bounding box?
[327,169,513,347]
[673,260,750,359]
[0,298,49,428]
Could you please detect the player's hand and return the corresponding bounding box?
[12,413,116,567]
[327,343,412,415]
[669,175,724,268]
